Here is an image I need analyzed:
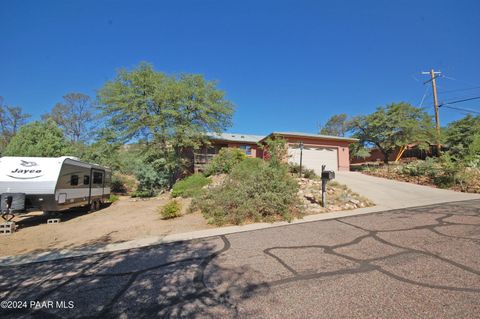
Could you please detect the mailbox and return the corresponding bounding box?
[321,170,335,180]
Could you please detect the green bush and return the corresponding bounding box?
[160,200,181,219]
[288,163,301,174]
[433,175,455,188]
[230,158,265,179]
[171,173,211,198]
[134,163,170,197]
[288,163,317,179]
[194,157,301,225]
[302,168,317,179]
[204,148,247,176]
[261,138,288,168]
[131,190,155,198]
[108,194,120,203]
[111,175,128,193]
[401,158,438,177]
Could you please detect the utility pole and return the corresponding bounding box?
[422,69,442,155]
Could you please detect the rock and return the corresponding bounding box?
[349,199,360,205]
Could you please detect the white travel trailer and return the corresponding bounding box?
[0,156,111,219]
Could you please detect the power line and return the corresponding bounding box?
[418,85,430,108]
[439,96,480,107]
[439,104,480,115]
[441,75,480,87]
[438,85,480,94]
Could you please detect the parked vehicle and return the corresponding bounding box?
[0,156,111,220]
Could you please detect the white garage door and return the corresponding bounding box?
[288,145,338,174]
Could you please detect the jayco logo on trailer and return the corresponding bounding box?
[7,160,44,179]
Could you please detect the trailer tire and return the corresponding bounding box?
[90,201,99,212]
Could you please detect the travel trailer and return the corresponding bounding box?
[0,156,111,219]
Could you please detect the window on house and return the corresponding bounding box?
[70,175,79,186]
[83,175,90,185]
[239,145,252,156]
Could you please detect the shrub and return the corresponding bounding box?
[134,163,169,197]
[302,168,317,179]
[108,194,120,203]
[111,174,128,193]
[160,200,181,219]
[204,148,247,176]
[131,190,155,198]
[171,173,211,198]
[261,138,288,168]
[230,158,265,179]
[288,163,317,179]
[195,158,301,225]
[289,163,301,174]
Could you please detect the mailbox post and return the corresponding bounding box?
[321,165,335,208]
[299,142,304,177]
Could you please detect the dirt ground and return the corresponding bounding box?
[1,181,374,257]
[0,195,213,257]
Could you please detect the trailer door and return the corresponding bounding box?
[91,169,105,200]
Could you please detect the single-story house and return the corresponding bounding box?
[194,131,358,173]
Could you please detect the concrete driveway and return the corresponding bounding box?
[1,199,479,318]
[336,171,480,210]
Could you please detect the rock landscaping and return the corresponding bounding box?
[297,178,374,214]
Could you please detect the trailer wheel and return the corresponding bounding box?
[90,201,99,212]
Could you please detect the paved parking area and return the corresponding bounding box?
[1,199,479,318]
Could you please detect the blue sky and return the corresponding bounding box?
[1,0,479,136]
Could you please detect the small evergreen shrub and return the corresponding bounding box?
[160,200,181,219]
[302,168,317,179]
[288,163,317,179]
[204,148,247,176]
[289,163,301,174]
[111,174,128,193]
[171,173,211,198]
[131,190,155,198]
[195,155,301,225]
[108,194,120,203]
[132,163,169,197]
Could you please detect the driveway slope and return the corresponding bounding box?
[336,171,480,210]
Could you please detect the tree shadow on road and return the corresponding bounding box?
[0,235,267,318]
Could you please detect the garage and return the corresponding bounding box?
[259,132,358,172]
[288,145,338,174]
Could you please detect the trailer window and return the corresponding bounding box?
[93,172,103,184]
[70,175,79,186]
[83,175,90,185]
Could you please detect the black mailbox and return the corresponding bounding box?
[321,170,335,180]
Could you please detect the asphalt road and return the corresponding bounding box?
[1,199,479,318]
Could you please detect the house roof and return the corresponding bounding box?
[262,132,359,143]
[206,132,265,143]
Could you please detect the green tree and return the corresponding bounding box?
[4,120,72,157]
[97,62,234,186]
[70,128,124,171]
[444,114,480,156]
[320,113,349,136]
[465,133,480,166]
[0,97,31,154]
[42,92,94,142]
[349,102,434,164]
